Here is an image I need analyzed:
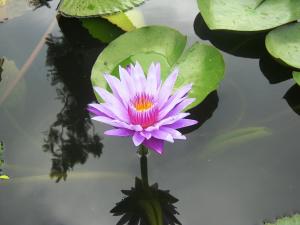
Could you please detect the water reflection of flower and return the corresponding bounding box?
[111,147,181,225]
[88,62,197,154]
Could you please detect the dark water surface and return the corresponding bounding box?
[1,1,300,225]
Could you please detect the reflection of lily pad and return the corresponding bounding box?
[91,26,225,110]
[266,23,300,69]
[264,214,300,225]
[293,71,300,86]
[197,0,300,31]
[58,0,144,17]
[81,9,144,43]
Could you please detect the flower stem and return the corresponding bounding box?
[138,145,149,187]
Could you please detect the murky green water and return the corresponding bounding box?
[1,1,300,225]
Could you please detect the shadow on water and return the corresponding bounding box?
[181,91,219,135]
[112,149,181,225]
[43,16,107,182]
[284,85,300,116]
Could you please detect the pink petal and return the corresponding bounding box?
[104,129,134,137]
[132,132,145,146]
[142,138,164,154]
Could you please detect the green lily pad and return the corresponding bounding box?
[264,214,300,225]
[197,0,300,31]
[293,71,300,86]
[266,23,300,69]
[91,26,225,110]
[58,0,145,17]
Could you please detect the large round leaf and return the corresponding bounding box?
[91,26,225,110]
[197,0,300,31]
[58,0,144,17]
[266,23,300,69]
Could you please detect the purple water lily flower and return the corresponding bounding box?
[88,62,197,154]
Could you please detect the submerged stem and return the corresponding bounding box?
[138,145,149,187]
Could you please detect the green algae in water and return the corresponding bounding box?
[0,141,9,180]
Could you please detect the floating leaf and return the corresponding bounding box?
[58,0,145,17]
[91,26,225,110]
[0,175,10,180]
[266,23,300,69]
[197,0,300,31]
[264,214,300,225]
[293,71,300,86]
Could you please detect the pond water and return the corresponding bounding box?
[1,0,300,225]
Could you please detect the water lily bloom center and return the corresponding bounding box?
[88,62,198,154]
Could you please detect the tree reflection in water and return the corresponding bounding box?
[28,0,52,10]
[43,17,105,182]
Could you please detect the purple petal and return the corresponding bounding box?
[160,126,186,140]
[168,119,198,129]
[93,87,129,122]
[140,131,152,140]
[158,68,179,108]
[132,132,145,146]
[151,130,174,143]
[92,116,138,131]
[87,104,106,117]
[104,128,134,137]
[146,63,161,94]
[132,62,147,93]
[160,98,195,119]
[103,74,129,106]
[119,66,136,95]
[142,138,164,154]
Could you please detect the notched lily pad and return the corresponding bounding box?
[91,26,225,110]
[264,214,300,225]
[266,23,300,69]
[58,0,145,17]
[197,0,300,31]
